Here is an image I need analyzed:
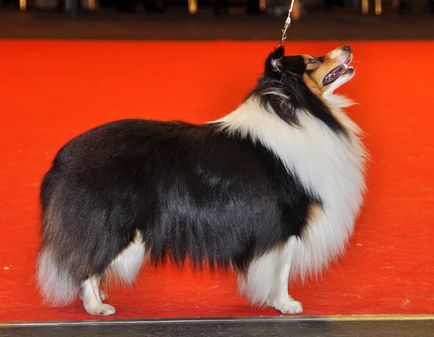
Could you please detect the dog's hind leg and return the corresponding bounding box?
[80,231,145,316]
[81,275,116,316]
[79,283,108,302]
[240,236,303,314]
[107,231,146,287]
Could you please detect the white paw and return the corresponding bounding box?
[271,298,303,314]
[85,303,116,316]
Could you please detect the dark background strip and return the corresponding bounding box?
[1,317,433,337]
[0,9,433,40]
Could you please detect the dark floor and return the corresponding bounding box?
[1,317,434,337]
[0,7,433,40]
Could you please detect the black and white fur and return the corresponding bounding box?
[37,46,366,316]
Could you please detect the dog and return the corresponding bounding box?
[37,45,366,316]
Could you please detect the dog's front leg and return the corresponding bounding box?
[240,236,303,314]
[265,255,303,314]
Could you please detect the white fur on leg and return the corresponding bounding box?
[81,276,116,316]
[79,286,107,302]
[239,237,303,314]
[108,231,145,286]
[266,238,303,314]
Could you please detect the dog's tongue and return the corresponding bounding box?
[323,64,350,86]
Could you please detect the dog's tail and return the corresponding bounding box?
[37,174,80,306]
[37,246,80,306]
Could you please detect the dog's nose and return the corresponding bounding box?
[342,45,352,52]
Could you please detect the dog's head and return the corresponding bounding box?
[264,45,354,95]
[251,45,354,133]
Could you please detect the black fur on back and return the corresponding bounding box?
[249,46,346,135]
[40,118,319,284]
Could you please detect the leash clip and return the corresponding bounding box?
[281,0,295,45]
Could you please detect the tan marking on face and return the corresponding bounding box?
[303,47,352,93]
[303,55,320,72]
[303,73,322,96]
[302,72,347,137]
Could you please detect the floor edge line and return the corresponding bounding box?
[1,314,433,328]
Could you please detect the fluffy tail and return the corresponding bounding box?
[37,170,130,306]
[37,247,80,306]
[37,175,81,306]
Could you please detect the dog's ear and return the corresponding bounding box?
[280,55,307,75]
[264,46,285,75]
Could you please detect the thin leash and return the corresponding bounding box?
[280,0,295,45]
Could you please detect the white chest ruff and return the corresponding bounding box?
[218,97,366,279]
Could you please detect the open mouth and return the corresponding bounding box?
[323,56,354,86]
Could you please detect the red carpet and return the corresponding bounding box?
[0,40,433,322]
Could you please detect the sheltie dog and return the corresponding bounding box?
[37,45,366,316]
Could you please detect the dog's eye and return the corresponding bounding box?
[307,58,317,64]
